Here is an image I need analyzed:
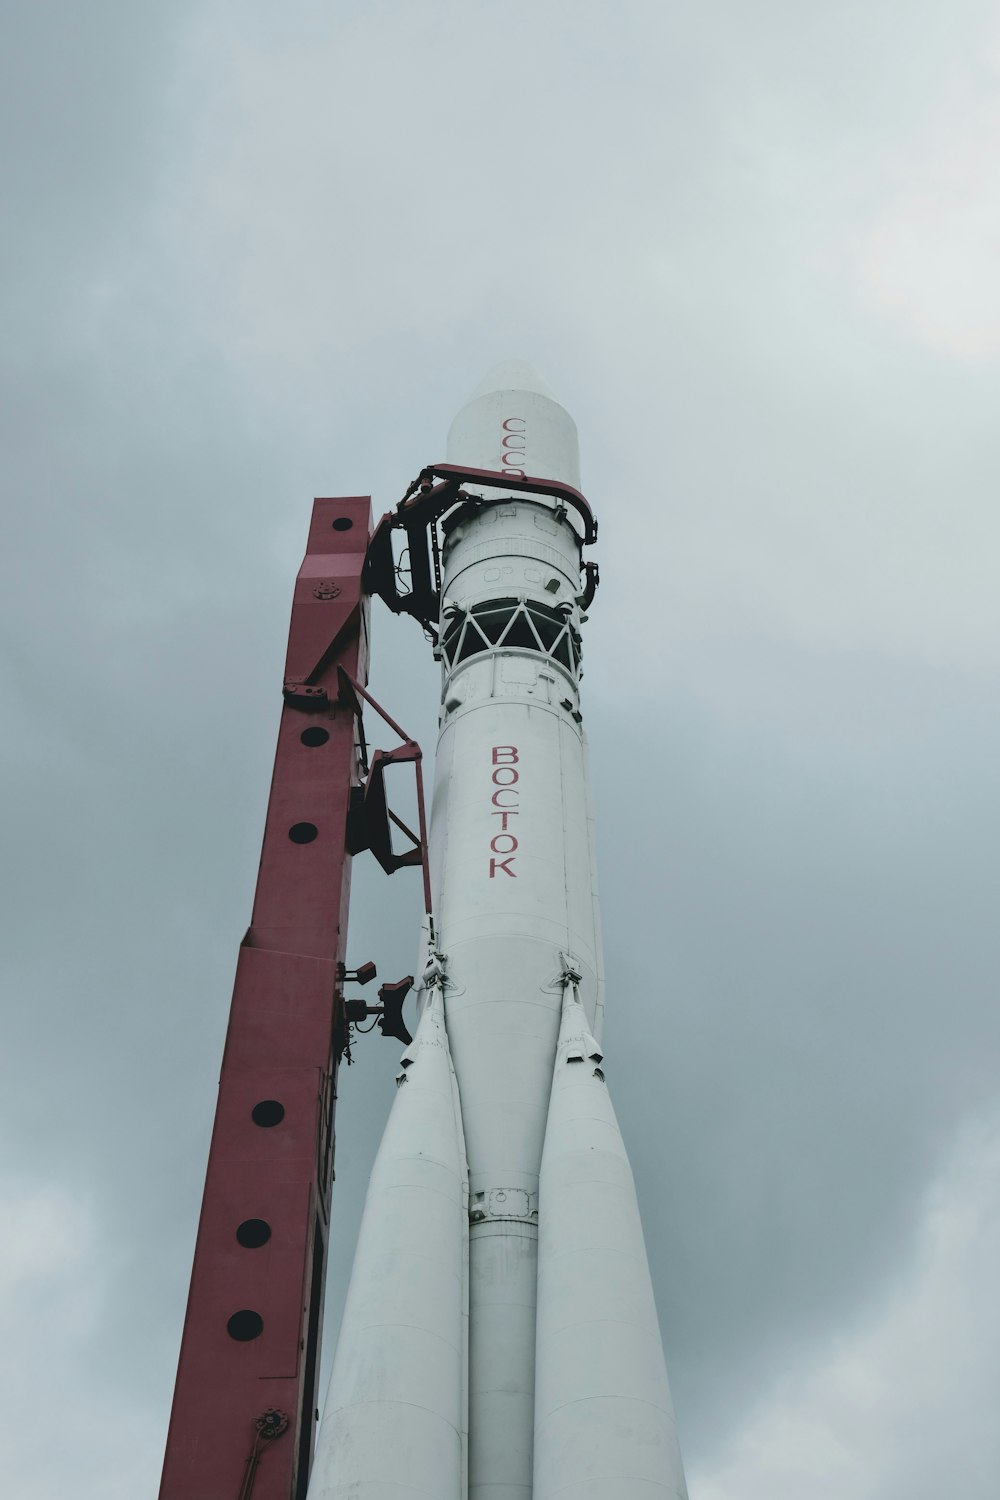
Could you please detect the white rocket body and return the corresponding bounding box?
[309,362,687,1500]
[308,988,468,1500]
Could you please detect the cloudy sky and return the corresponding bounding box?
[3,2,999,1495]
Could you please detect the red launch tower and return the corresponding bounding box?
[159,494,376,1500]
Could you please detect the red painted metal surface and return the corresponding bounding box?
[159,496,371,1500]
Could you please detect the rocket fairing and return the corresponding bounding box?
[309,362,687,1500]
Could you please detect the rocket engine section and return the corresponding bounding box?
[308,362,687,1500]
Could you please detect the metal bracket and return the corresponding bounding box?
[559,951,584,987]
[579,560,600,611]
[337,669,433,916]
[237,1409,289,1500]
[338,959,377,986]
[343,976,414,1047]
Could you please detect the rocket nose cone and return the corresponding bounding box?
[465,358,559,404]
[448,359,580,490]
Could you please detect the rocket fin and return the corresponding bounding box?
[533,986,688,1500]
[307,988,468,1500]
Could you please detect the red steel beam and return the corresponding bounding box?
[159,495,372,1500]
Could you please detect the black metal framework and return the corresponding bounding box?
[440,596,582,676]
[364,463,599,637]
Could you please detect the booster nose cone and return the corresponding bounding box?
[466,358,559,402]
[447,358,581,490]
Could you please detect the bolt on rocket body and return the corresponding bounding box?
[308,363,687,1500]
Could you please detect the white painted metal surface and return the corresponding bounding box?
[446,358,582,491]
[437,366,599,1499]
[311,362,686,1500]
[307,987,467,1500]
[534,983,688,1500]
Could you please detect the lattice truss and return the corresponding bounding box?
[440,596,583,674]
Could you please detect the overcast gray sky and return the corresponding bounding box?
[2,2,999,1496]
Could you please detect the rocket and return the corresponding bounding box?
[306,363,688,1500]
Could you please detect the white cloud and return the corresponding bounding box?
[854,20,1000,359]
[0,1177,161,1499]
[690,1108,1000,1500]
[0,1181,93,1299]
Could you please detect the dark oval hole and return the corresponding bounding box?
[227,1309,264,1341]
[236,1218,272,1249]
[251,1100,285,1127]
[331,516,353,531]
[300,726,330,748]
[288,822,318,844]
